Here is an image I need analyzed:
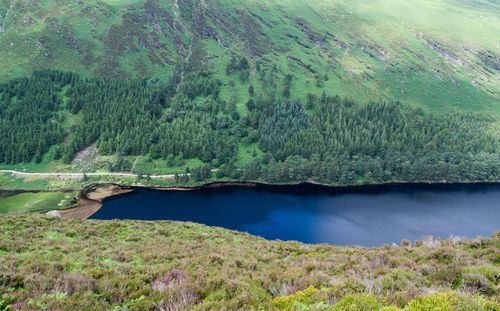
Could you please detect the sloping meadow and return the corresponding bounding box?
[0,214,498,310]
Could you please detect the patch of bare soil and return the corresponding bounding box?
[85,184,133,201]
[60,184,134,219]
[59,196,102,219]
[152,187,194,191]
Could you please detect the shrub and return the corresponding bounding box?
[380,271,413,294]
[152,270,185,292]
[329,294,384,311]
[464,264,500,287]
[61,273,96,296]
[461,273,494,295]
[427,247,455,264]
[405,293,457,311]
[272,286,328,311]
[153,286,198,311]
[431,263,462,287]
[269,281,296,297]
[400,239,411,248]
[405,292,500,311]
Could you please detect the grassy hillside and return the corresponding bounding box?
[0,214,498,310]
[0,190,78,213]
[0,0,499,112]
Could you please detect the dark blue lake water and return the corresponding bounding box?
[89,183,500,246]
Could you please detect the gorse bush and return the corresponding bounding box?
[404,292,500,311]
[329,294,386,311]
[272,286,329,310]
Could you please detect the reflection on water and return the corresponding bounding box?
[90,183,500,246]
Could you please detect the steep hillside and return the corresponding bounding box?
[0,0,499,111]
[0,214,499,310]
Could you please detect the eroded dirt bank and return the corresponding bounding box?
[59,184,134,219]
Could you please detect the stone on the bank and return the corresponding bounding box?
[46,210,62,217]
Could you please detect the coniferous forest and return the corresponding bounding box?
[1,69,499,186]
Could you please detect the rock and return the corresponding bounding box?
[46,210,62,217]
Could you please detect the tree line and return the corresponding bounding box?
[1,69,499,186]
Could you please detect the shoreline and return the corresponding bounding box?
[3,179,500,219]
[59,184,134,219]
[130,179,500,194]
[80,179,500,219]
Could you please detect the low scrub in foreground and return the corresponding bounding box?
[0,215,498,310]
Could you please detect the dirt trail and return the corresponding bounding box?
[0,169,218,179]
[0,170,175,179]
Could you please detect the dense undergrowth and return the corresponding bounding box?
[0,214,498,310]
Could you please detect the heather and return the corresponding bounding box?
[0,214,498,310]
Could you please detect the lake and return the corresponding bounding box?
[89,183,500,246]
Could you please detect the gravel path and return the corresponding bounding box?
[0,169,218,179]
[0,170,175,179]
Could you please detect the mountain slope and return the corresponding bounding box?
[0,0,500,112]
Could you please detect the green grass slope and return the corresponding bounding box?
[0,191,78,213]
[0,0,499,112]
[0,214,499,310]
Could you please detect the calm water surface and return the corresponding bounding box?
[90,183,500,246]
